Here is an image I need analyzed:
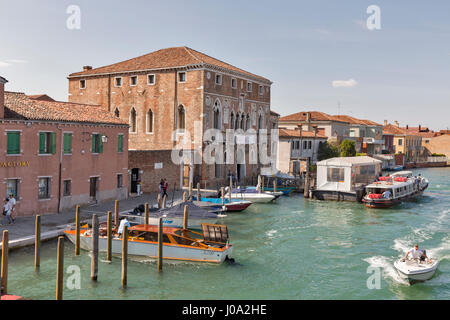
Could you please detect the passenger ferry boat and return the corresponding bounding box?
[64,223,233,263]
[362,171,429,208]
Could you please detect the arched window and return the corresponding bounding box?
[130,107,137,133]
[114,107,120,118]
[246,114,251,131]
[177,105,185,130]
[213,100,221,129]
[146,108,154,133]
[230,112,235,129]
[258,112,264,130]
[235,113,240,131]
[240,114,244,130]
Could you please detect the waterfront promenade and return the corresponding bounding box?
[0,190,186,249]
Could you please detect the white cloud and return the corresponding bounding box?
[332,79,358,88]
[0,61,11,67]
[7,59,28,64]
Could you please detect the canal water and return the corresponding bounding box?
[7,167,450,300]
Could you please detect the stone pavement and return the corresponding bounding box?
[0,189,187,249]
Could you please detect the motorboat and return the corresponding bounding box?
[64,222,233,264]
[125,201,222,228]
[246,186,294,196]
[224,187,276,203]
[192,197,252,212]
[394,258,439,282]
[362,172,429,208]
[386,165,404,172]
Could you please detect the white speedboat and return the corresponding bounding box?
[394,258,439,282]
[225,187,276,203]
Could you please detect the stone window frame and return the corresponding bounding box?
[231,78,237,89]
[146,108,154,134]
[178,71,187,83]
[130,75,138,87]
[129,107,138,134]
[259,85,264,96]
[212,99,222,130]
[114,77,123,87]
[79,79,86,90]
[63,179,72,197]
[147,74,156,85]
[247,81,253,92]
[215,73,223,86]
[37,176,52,201]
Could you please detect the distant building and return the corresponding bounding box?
[276,126,327,175]
[383,121,426,163]
[68,46,274,190]
[0,76,129,217]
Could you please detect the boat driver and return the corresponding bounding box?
[118,217,131,238]
[382,189,392,199]
[403,244,432,263]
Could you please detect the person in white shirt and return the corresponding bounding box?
[117,217,131,238]
[1,198,13,226]
[404,243,431,263]
[382,189,392,199]
[8,194,16,222]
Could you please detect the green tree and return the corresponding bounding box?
[340,139,356,157]
[317,141,340,161]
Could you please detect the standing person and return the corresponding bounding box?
[8,193,16,222]
[117,217,131,238]
[1,198,13,226]
[162,179,169,198]
[159,179,165,198]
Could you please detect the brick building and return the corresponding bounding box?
[67,47,274,191]
[0,76,129,217]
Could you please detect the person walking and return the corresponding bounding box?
[162,179,169,198]
[1,198,13,226]
[8,193,16,222]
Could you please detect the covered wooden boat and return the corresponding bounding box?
[64,223,233,264]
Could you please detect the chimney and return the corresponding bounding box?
[0,76,8,119]
[83,66,93,72]
[406,124,409,130]
[384,120,388,126]
[394,121,399,128]
[419,124,421,131]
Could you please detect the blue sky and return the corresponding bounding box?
[1,0,449,130]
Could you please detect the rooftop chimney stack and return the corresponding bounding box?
[419,124,422,131]
[394,121,399,128]
[83,66,93,71]
[0,76,8,119]
[384,120,388,126]
[406,125,409,130]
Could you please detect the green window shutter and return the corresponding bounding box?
[50,132,57,154]
[39,133,46,154]
[98,135,103,153]
[7,132,20,155]
[118,135,123,153]
[64,133,72,154]
[91,134,96,153]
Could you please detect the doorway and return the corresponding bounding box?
[131,168,139,193]
[89,177,99,202]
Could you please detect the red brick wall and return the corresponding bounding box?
[0,82,4,119]
[128,150,181,193]
[0,121,129,216]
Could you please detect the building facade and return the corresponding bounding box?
[67,47,274,190]
[1,77,129,216]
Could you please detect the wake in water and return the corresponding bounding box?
[364,256,410,285]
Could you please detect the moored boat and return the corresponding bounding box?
[225,187,276,203]
[362,172,429,208]
[192,197,252,212]
[64,223,233,264]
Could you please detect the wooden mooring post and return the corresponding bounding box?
[229,176,232,202]
[121,226,128,287]
[157,218,163,272]
[157,194,162,208]
[1,230,9,295]
[75,205,80,256]
[56,236,64,300]
[262,175,265,192]
[273,180,277,193]
[163,195,167,208]
[183,204,189,230]
[183,191,187,202]
[91,214,99,281]
[107,211,112,262]
[197,183,201,201]
[221,187,225,206]
[144,203,149,225]
[114,200,119,226]
[189,182,193,201]
[35,215,41,269]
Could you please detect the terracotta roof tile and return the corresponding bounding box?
[279,111,349,123]
[4,92,127,125]
[278,128,327,139]
[69,46,270,82]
